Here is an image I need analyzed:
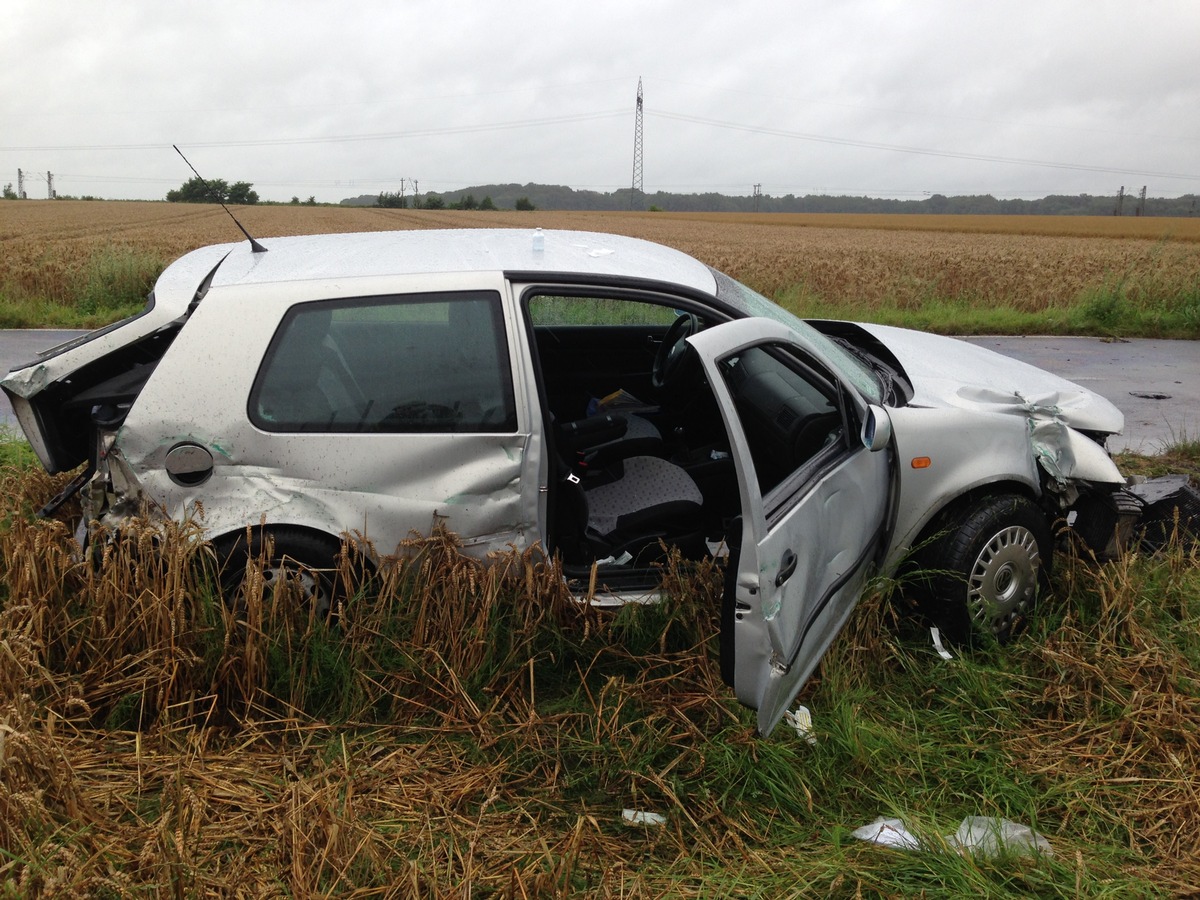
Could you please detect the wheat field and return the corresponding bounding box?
[3,201,1199,324]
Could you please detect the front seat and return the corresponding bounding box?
[556,411,666,465]
[556,454,706,566]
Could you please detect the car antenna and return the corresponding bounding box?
[173,144,267,253]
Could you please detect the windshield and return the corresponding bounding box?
[709,267,882,403]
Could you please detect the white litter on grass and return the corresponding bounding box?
[851,815,1052,858]
[851,817,922,851]
[783,705,817,744]
[949,816,1053,857]
[622,809,666,826]
[930,626,954,660]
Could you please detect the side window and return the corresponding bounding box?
[251,291,517,433]
[719,343,848,497]
[528,295,679,327]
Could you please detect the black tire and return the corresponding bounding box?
[217,527,350,621]
[913,495,1052,646]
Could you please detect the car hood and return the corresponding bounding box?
[856,323,1125,435]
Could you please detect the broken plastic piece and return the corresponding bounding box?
[595,551,634,566]
[622,809,666,826]
[930,626,954,660]
[783,705,817,744]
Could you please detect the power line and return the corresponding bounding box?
[9,102,1198,188]
[650,109,1200,182]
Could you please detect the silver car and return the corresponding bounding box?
[2,228,1134,734]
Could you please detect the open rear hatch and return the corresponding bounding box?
[4,323,183,475]
[2,243,235,476]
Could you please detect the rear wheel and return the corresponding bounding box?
[914,495,1052,646]
[217,527,353,621]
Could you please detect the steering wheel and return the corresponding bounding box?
[651,313,700,392]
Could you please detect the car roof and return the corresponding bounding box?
[182,228,719,295]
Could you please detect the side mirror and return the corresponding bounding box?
[861,405,893,452]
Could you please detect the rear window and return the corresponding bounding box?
[250,291,517,433]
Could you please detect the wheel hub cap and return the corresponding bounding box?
[967,525,1041,635]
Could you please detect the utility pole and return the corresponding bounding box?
[1136,185,1147,217]
[1113,186,1125,216]
[630,77,644,210]
[47,171,54,199]
[17,168,25,199]
[411,179,419,208]
[753,183,762,213]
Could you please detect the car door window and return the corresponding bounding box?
[528,295,680,326]
[525,293,687,420]
[717,343,848,507]
[251,291,517,433]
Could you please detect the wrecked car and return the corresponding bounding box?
[2,228,1137,734]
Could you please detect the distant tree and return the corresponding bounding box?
[290,196,300,205]
[1,183,16,200]
[167,176,232,203]
[305,196,317,206]
[514,196,536,211]
[453,193,478,210]
[226,181,259,204]
[422,195,445,210]
[925,193,949,214]
[479,195,497,210]
[376,191,408,208]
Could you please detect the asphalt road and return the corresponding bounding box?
[0,329,1195,455]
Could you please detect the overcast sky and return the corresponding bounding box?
[3,1,1198,204]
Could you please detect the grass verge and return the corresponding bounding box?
[0,245,159,329]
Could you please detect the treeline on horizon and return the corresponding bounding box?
[342,183,1200,217]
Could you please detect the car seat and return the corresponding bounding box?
[554,452,706,566]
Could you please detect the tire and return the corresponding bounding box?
[913,495,1052,646]
[217,527,349,621]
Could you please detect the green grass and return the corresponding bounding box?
[0,431,37,467]
[780,289,1200,338]
[0,245,159,328]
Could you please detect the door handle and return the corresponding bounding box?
[775,549,798,587]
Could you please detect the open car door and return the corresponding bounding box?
[689,318,896,735]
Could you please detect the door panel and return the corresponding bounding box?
[689,318,894,735]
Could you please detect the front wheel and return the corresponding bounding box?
[913,495,1052,646]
